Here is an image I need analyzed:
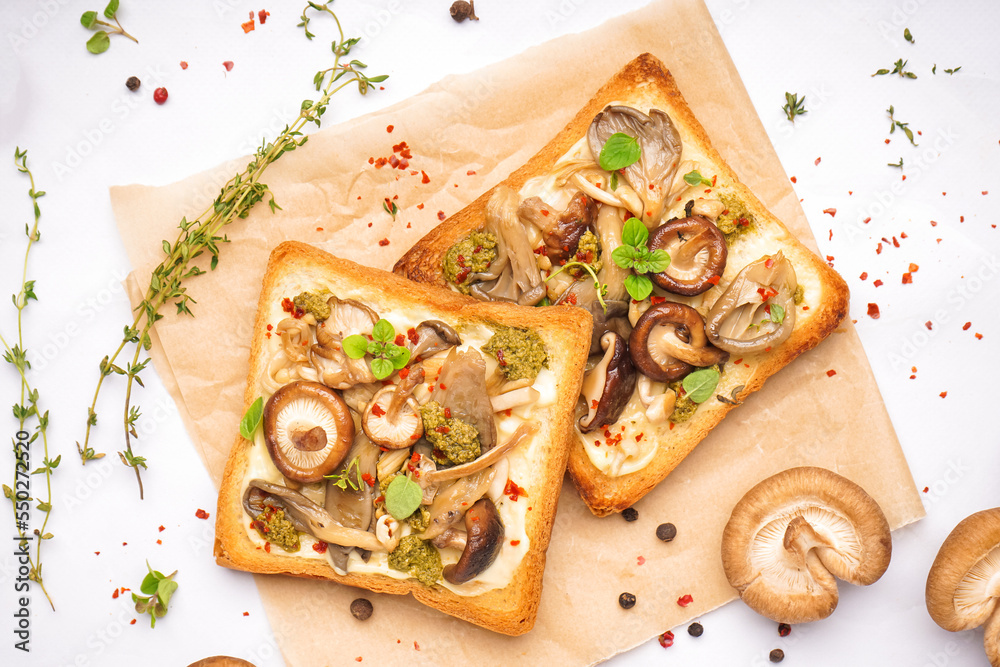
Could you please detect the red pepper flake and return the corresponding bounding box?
[826,369,837,377]
[112,588,119,599]
[437,210,446,221]
[823,208,837,217]
[650,295,667,305]
[876,243,883,255]
[504,479,527,501]
[94,552,100,556]
[394,333,405,347]
[312,541,328,554]
[195,509,210,519]
[902,273,913,284]
[733,358,743,365]
[241,19,255,33]
[963,322,971,330]
[355,658,362,663]
[361,473,375,487]
[867,303,881,319]
[637,556,646,566]
[658,631,675,648]
[707,275,721,285]
[892,236,900,248]
[158,525,165,532]
[510,540,521,547]
[466,170,477,176]
[443,407,452,419]
[386,124,394,133]
[156,539,162,545]
[790,176,797,183]
[129,619,136,625]
[258,9,269,23]
[859,272,868,280]
[264,542,271,553]
[909,263,919,272]
[677,594,694,607]
[814,157,822,166]
[885,139,891,144]
[925,321,933,330]
[829,229,833,241]
[435,426,450,434]
[976,333,984,340]
[180,61,188,70]
[414,642,420,651]
[316,227,324,232]
[223,61,234,72]
[874,279,884,287]
[983,191,989,195]
[371,403,386,417]
[940,391,948,398]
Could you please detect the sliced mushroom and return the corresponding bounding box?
[432,527,468,551]
[310,297,380,389]
[243,479,384,552]
[636,374,676,425]
[629,303,727,380]
[721,467,892,624]
[588,105,682,224]
[553,278,632,356]
[375,514,401,552]
[925,507,1000,667]
[263,381,354,483]
[706,252,797,354]
[578,331,636,432]
[409,320,461,360]
[325,432,380,569]
[648,216,728,296]
[424,422,537,485]
[362,386,423,449]
[434,347,497,453]
[594,204,631,301]
[421,467,496,541]
[443,498,505,585]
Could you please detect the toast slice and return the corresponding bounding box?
[214,241,591,634]
[394,53,849,516]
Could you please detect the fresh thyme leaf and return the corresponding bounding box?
[599,133,641,171]
[384,475,423,521]
[239,397,264,440]
[383,198,398,220]
[932,64,937,74]
[782,92,807,123]
[903,28,914,43]
[682,367,721,404]
[80,2,137,53]
[886,106,918,146]
[873,58,917,79]
[683,170,712,187]
[944,66,961,74]
[325,456,362,490]
[610,171,619,191]
[888,157,903,169]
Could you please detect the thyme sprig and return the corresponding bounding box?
[782,92,807,123]
[1,148,56,610]
[78,3,387,499]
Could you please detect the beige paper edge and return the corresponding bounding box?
[109,1,924,665]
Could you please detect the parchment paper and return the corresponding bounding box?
[110,1,925,664]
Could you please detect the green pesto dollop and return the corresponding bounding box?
[378,473,398,496]
[668,364,724,424]
[408,506,430,533]
[442,231,499,294]
[388,535,442,586]
[252,507,300,552]
[572,230,603,273]
[793,284,805,305]
[420,401,481,466]
[482,326,548,382]
[292,290,332,320]
[715,193,755,245]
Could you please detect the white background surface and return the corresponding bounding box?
[1,1,997,665]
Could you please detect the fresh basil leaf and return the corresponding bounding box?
[611,245,637,270]
[104,0,119,18]
[598,133,641,172]
[621,217,648,248]
[372,319,394,343]
[86,31,110,54]
[370,357,393,380]
[239,397,263,441]
[342,334,369,359]
[647,249,671,274]
[81,11,98,28]
[384,475,422,521]
[624,274,653,301]
[683,170,712,187]
[683,367,721,404]
[768,303,786,324]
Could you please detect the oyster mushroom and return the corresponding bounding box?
[706,252,797,354]
[263,381,355,483]
[324,432,380,569]
[409,320,461,360]
[310,297,379,389]
[443,498,505,585]
[362,385,423,449]
[424,422,537,485]
[629,302,727,380]
[648,216,728,296]
[518,191,598,265]
[553,279,631,355]
[636,374,676,425]
[434,348,497,453]
[588,105,683,224]
[421,467,496,541]
[243,479,384,551]
[721,467,892,624]
[925,507,1000,666]
[578,331,636,432]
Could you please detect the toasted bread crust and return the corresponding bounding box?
[214,241,592,634]
[394,53,850,516]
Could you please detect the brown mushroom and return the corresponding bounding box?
[409,320,461,359]
[925,507,1000,666]
[721,467,892,624]
[587,105,682,224]
[362,385,423,449]
[263,381,355,483]
[519,191,598,264]
[442,497,505,585]
[648,216,728,296]
[578,331,636,432]
[706,252,797,354]
[629,302,727,379]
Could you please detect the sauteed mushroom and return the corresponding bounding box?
[629,303,727,380]
[648,216,728,296]
[443,498,505,585]
[409,320,461,359]
[578,331,636,432]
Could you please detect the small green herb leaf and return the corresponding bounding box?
[239,397,263,440]
[888,157,903,169]
[621,217,648,248]
[647,249,671,274]
[944,66,961,75]
[611,244,638,270]
[384,475,422,521]
[104,0,119,19]
[342,334,369,359]
[768,303,786,324]
[609,171,619,191]
[86,31,111,54]
[624,274,653,301]
[683,170,712,187]
[682,367,721,404]
[372,319,395,343]
[598,133,641,172]
[370,357,393,380]
[81,11,98,28]
[782,92,807,123]
[904,28,914,43]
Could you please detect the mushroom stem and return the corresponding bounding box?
[424,422,537,485]
[387,365,424,422]
[985,605,1000,667]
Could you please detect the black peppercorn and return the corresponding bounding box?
[687,622,703,637]
[618,592,636,609]
[769,648,785,663]
[350,598,373,621]
[622,507,638,522]
[449,0,478,22]
[655,522,677,542]
[777,622,791,637]
[126,76,140,91]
